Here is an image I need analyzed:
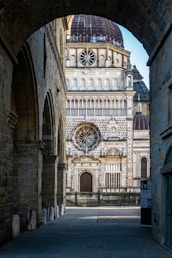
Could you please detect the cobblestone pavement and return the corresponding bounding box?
[0,207,172,258]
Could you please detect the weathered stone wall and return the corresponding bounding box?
[13,141,43,231]
[150,28,172,244]
[0,20,67,243]
[0,44,14,242]
[28,20,67,215]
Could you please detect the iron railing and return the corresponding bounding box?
[66,191,140,207]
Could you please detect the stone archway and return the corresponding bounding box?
[42,92,57,210]
[11,43,39,231]
[0,1,170,57]
[0,0,172,247]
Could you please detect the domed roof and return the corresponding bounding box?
[68,15,124,48]
[133,113,149,130]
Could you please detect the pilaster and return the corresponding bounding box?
[13,140,44,227]
[57,163,67,206]
[42,155,58,210]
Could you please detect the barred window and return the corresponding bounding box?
[105,163,120,171]
[105,173,120,187]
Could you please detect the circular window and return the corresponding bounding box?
[73,123,100,152]
[79,49,96,66]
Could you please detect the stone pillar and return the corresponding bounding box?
[13,141,43,229]
[27,210,37,230]
[42,208,47,225]
[47,206,54,221]
[12,215,20,238]
[125,91,135,190]
[57,163,67,206]
[42,155,58,212]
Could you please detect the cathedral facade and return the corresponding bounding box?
[65,15,150,194]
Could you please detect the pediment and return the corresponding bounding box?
[73,155,101,163]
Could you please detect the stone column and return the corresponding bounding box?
[13,140,44,228]
[57,163,67,206]
[42,155,58,210]
[125,91,135,190]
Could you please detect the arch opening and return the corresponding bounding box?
[0,1,170,57]
[1,1,172,248]
[42,93,56,209]
[11,44,39,230]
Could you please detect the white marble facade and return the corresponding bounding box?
[66,15,150,193]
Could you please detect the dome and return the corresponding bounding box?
[133,114,149,130]
[68,15,124,48]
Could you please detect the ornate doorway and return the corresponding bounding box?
[80,172,92,192]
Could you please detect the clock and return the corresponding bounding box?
[79,49,96,66]
[73,123,100,152]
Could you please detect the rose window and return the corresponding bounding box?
[79,49,96,66]
[73,124,100,152]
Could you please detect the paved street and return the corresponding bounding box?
[0,207,171,258]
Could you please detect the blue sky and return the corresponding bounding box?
[119,25,149,88]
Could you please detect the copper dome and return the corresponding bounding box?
[68,15,124,48]
[133,114,149,130]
